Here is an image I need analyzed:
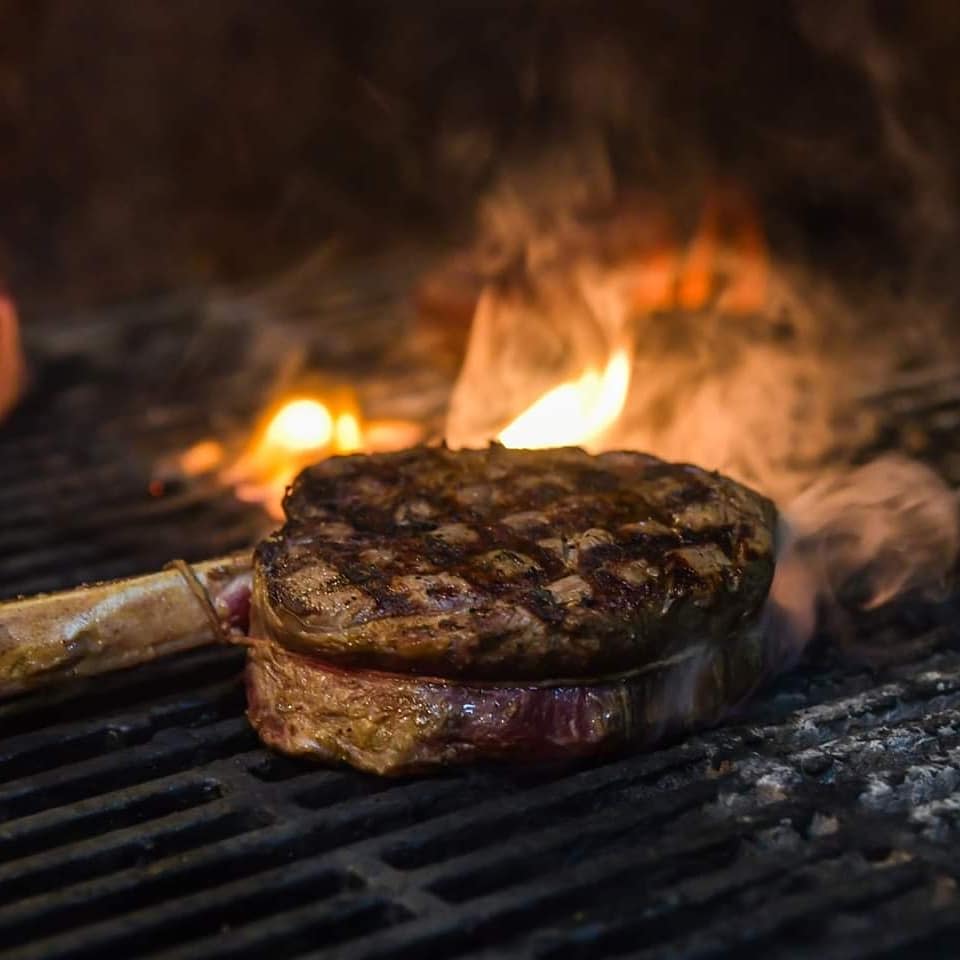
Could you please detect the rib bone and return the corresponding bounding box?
[0,554,252,699]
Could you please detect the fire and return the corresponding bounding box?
[166,172,957,677]
[0,295,23,422]
[178,439,225,476]
[333,411,362,452]
[498,346,631,450]
[263,398,335,452]
[676,185,769,313]
[222,395,364,517]
[167,392,423,519]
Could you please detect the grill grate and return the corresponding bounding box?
[1,299,960,958]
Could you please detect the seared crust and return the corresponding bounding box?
[254,445,777,681]
[245,629,766,776]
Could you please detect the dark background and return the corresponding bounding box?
[0,0,957,311]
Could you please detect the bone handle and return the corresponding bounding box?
[0,553,253,699]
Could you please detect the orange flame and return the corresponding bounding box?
[178,439,226,476]
[676,185,769,314]
[262,398,336,453]
[151,174,957,683]
[498,346,632,450]
[223,395,364,517]
[170,392,423,519]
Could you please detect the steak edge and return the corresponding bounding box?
[245,628,767,776]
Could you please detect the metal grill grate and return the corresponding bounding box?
[2,299,960,959]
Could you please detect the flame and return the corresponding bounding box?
[161,170,957,680]
[221,395,362,517]
[676,185,769,313]
[263,398,335,452]
[0,295,23,422]
[445,182,773,452]
[498,346,631,450]
[334,411,362,452]
[255,396,367,464]
[166,392,423,519]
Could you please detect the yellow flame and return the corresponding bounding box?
[498,347,632,450]
[263,398,333,452]
[201,393,423,519]
[334,411,362,453]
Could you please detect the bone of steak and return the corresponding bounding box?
[0,554,252,698]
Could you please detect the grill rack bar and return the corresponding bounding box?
[0,641,957,959]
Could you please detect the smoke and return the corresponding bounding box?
[445,144,884,498]
[767,456,959,670]
[443,115,959,672]
[607,268,877,503]
[445,141,669,450]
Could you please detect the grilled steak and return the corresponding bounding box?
[247,444,778,774]
[253,445,776,680]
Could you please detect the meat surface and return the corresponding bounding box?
[253,444,777,680]
[246,625,766,776]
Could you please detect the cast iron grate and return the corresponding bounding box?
[2,299,960,959]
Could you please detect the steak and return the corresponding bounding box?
[253,444,777,680]
[247,445,778,774]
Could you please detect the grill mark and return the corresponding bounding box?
[522,587,566,627]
